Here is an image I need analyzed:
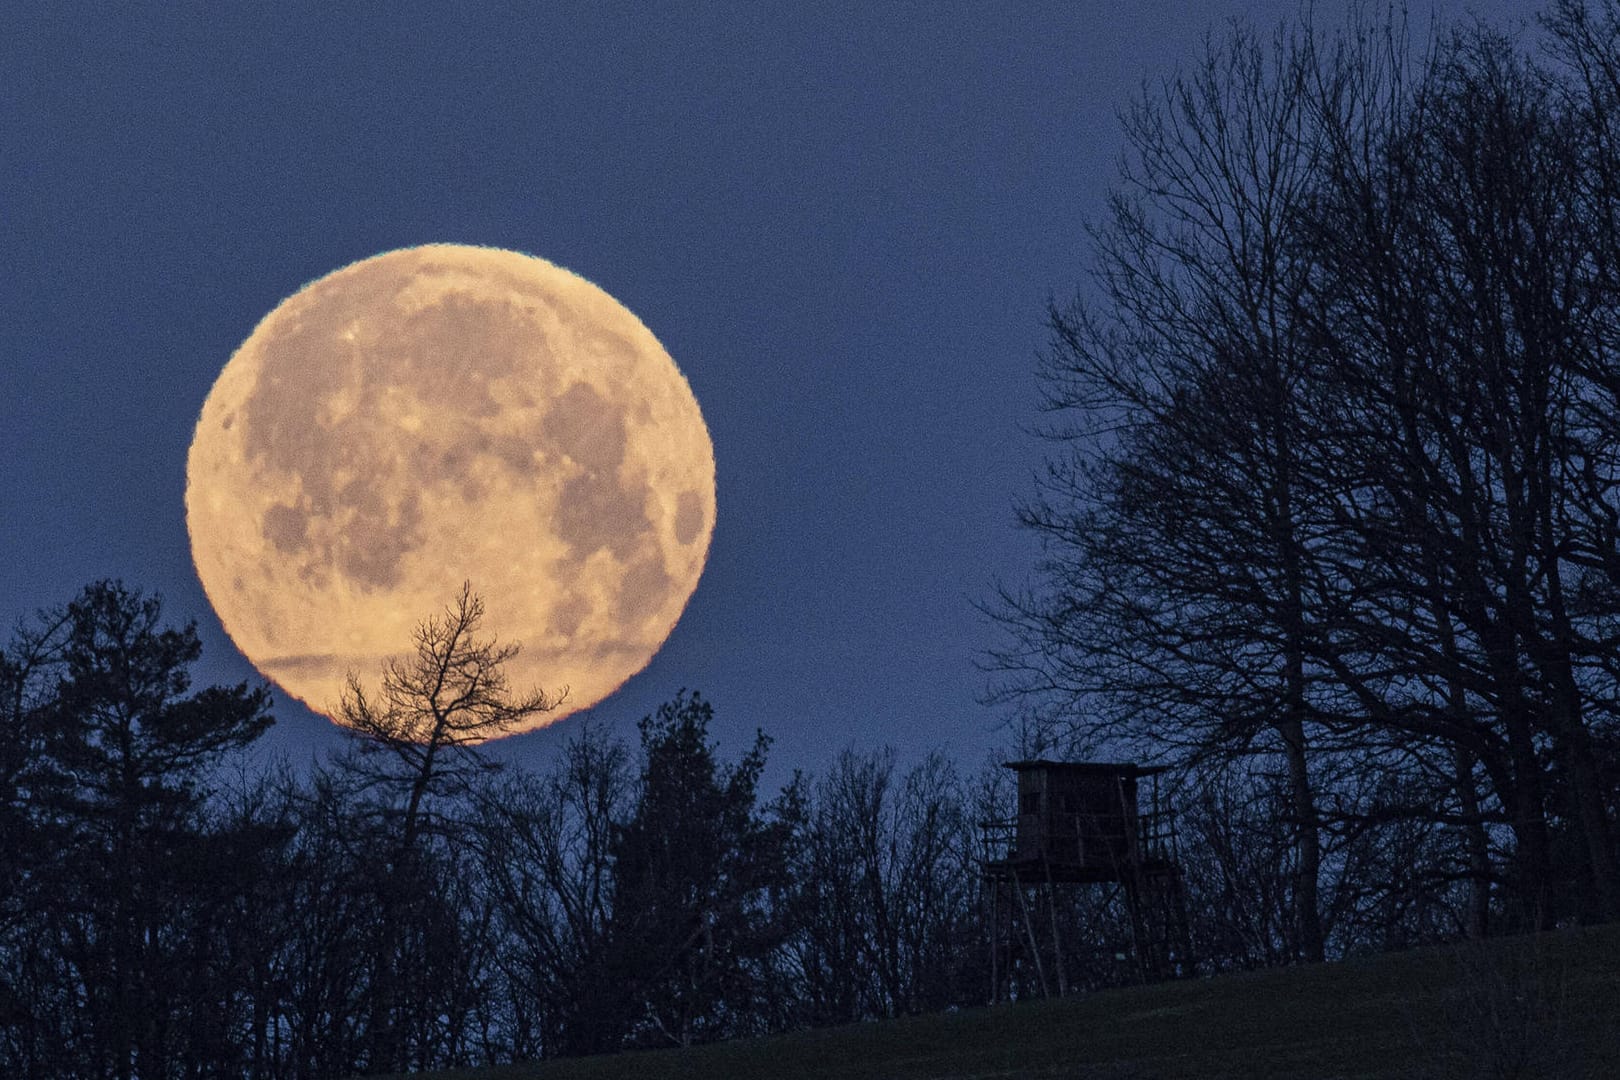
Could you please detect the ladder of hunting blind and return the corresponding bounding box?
[1125,782,1194,981]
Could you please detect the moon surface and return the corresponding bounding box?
[185,244,715,737]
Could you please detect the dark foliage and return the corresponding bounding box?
[601,691,791,1049]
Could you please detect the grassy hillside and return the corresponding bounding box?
[395,924,1620,1080]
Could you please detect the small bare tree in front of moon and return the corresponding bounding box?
[339,581,565,845]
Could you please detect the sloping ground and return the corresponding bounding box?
[397,924,1620,1080]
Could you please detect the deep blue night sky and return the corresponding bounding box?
[2,1,1531,782]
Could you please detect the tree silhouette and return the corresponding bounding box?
[988,17,1336,962]
[606,691,792,1049]
[993,3,1620,948]
[339,581,564,850]
[472,719,631,1059]
[337,582,563,1073]
[9,581,272,1078]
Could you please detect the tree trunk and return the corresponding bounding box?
[1533,552,1620,921]
[1452,747,1492,939]
[1276,712,1325,963]
[1503,707,1556,930]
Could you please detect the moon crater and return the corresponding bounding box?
[186,244,716,736]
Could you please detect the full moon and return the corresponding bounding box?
[185,244,715,737]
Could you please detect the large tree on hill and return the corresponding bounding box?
[994,3,1620,949]
[1299,11,1620,927]
[988,19,1339,963]
[339,581,565,851]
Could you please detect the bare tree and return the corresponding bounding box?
[471,720,631,1059]
[340,582,564,847]
[784,749,982,1021]
[994,4,1620,954]
[988,18,1340,963]
[337,582,563,1074]
[1300,13,1620,927]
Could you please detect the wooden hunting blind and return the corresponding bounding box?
[981,760,1192,1000]
[1002,760,1159,879]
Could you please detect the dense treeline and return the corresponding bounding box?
[0,582,1002,1076]
[3,581,1459,1077]
[10,3,1620,1076]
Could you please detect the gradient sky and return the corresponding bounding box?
[3,1,1533,783]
